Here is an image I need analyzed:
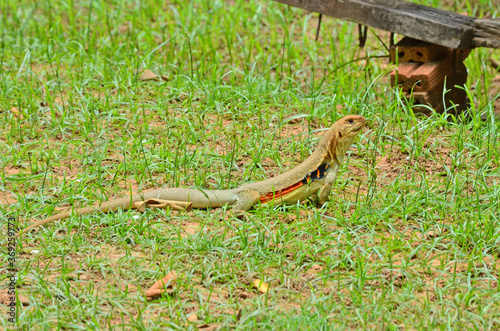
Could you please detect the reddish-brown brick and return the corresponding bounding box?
[408,49,470,92]
[390,37,448,63]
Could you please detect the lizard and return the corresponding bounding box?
[19,115,366,236]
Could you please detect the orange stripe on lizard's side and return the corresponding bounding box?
[259,181,304,203]
[258,162,330,204]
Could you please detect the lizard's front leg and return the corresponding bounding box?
[231,189,261,219]
[317,163,340,206]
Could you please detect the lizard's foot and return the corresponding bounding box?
[235,211,249,221]
[314,197,328,208]
[222,210,248,222]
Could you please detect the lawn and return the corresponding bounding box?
[1,0,500,329]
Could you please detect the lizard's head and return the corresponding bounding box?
[337,115,366,140]
[321,115,366,162]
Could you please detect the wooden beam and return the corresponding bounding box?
[272,0,500,49]
[473,18,500,49]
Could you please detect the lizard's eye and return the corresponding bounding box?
[348,119,354,124]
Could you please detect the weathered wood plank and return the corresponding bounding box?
[272,0,500,49]
[473,18,500,49]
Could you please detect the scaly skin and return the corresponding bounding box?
[20,115,366,236]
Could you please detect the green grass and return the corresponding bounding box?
[1,0,500,329]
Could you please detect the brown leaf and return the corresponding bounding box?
[144,288,174,298]
[138,69,169,82]
[252,279,269,293]
[11,107,23,120]
[197,324,219,330]
[145,271,177,299]
[149,271,177,291]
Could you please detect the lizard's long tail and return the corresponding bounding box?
[19,187,237,236]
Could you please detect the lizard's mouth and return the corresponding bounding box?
[353,119,367,132]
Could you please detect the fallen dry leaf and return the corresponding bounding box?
[252,279,269,293]
[144,270,177,299]
[138,69,169,82]
[144,288,174,298]
[197,324,220,330]
[11,107,23,120]
[149,271,177,290]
